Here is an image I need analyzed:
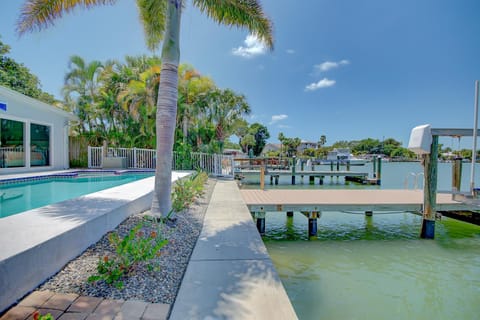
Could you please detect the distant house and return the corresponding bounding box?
[261,143,281,155]
[0,85,77,172]
[298,140,318,152]
[223,148,245,157]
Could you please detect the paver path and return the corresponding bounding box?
[0,291,169,320]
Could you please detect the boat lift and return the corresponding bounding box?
[408,80,480,238]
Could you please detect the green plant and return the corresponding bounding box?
[88,221,167,289]
[171,172,208,213]
[33,311,54,320]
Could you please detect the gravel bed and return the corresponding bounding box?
[39,179,216,304]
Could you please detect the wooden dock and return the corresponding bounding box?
[236,169,378,185]
[240,189,469,213]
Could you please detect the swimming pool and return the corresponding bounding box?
[0,171,154,218]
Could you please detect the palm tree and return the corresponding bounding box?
[278,132,285,156]
[318,135,326,148]
[18,0,273,218]
[205,88,251,153]
[63,55,104,134]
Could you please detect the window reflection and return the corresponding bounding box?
[0,118,25,168]
[30,123,50,166]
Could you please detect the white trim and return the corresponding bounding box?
[0,85,77,120]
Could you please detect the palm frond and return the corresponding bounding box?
[193,0,273,50]
[136,0,168,51]
[17,0,117,35]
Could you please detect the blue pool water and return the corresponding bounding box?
[0,172,153,218]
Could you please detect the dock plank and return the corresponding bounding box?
[240,189,468,212]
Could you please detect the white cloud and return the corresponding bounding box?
[315,59,350,72]
[277,124,292,129]
[270,114,288,124]
[305,78,336,91]
[286,49,295,54]
[232,35,267,58]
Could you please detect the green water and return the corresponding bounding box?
[256,162,480,319]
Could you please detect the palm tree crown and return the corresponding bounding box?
[18,0,273,217]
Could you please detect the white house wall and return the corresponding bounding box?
[0,86,76,173]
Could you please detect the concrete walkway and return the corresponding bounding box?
[169,180,297,319]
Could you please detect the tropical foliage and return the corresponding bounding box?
[0,36,56,104]
[17,0,273,218]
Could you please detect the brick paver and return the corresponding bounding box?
[67,296,103,313]
[58,312,88,320]
[0,305,36,320]
[19,291,55,308]
[92,299,124,316]
[142,303,170,320]
[115,300,147,319]
[41,293,79,311]
[1,293,161,320]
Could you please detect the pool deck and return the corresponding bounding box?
[0,170,190,314]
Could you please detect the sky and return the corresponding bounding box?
[1,0,480,148]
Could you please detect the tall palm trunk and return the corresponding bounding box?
[151,0,182,218]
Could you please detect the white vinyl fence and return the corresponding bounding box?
[87,146,234,177]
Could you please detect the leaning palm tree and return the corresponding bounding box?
[17,0,273,218]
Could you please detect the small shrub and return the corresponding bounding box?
[88,221,167,289]
[171,171,208,213]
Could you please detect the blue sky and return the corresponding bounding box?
[1,0,480,148]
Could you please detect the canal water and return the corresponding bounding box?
[248,162,480,319]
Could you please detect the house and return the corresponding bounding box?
[298,140,318,152]
[0,85,77,173]
[261,143,281,155]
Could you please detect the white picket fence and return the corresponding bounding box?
[87,146,234,177]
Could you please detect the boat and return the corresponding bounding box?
[325,148,367,166]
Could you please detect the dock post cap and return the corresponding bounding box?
[408,124,432,155]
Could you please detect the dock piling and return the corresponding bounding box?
[452,157,462,193]
[376,157,382,185]
[291,158,296,185]
[421,135,438,239]
[260,167,265,190]
[255,211,266,235]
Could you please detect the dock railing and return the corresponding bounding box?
[87,146,234,177]
[234,157,290,171]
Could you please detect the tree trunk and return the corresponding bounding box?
[151,0,181,218]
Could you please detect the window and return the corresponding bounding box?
[30,123,50,166]
[0,118,25,168]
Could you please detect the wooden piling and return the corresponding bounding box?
[260,167,265,190]
[376,157,382,185]
[452,157,462,193]
[255,212,266,235]
[421,135,438,239]
[303,211,319,238]
[291,158,296,185]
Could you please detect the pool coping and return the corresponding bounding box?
[0,171,190,313]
